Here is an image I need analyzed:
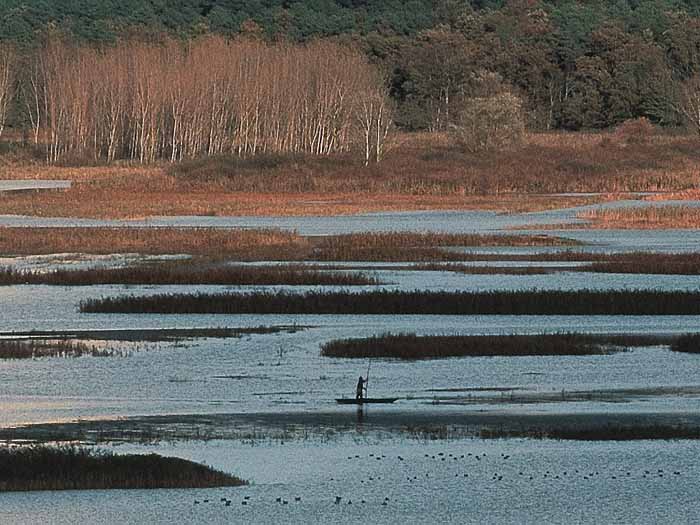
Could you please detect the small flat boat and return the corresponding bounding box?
[336,398,399,405]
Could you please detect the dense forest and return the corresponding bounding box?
[2,0,700,162]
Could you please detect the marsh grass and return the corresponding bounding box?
[319,333,673,359]
[415,263,567,275]
[0,227,302,257]
[78,289,700,315]
[671,334,700,353]
[168,132,700,195]
[586,253,700,275]
[577,206,700,229]
[4,132,698,219]
[0,261,379,286]
[0,325,306,358]
[420,253,700,275]
[0,340,118,359]
[0,446,245,491]
[3,326,305,342]
[0,227,576,260]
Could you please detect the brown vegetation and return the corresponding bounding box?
[671,334,700,354]
[576,205,700,229]
[585,253,700,275]
[427,253,700,275]
[0,227,574,259]
[1,326,303,342]
[320,333,673,360]
[1,131,698,219]
[0,227,302,257]
[0,340,116,359]
[0,446,245,491]
[78,289,700,315]
[0,261,378,286]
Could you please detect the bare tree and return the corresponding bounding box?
[25,37,391,164]
[675,74,700,135]
[0,44,16,139]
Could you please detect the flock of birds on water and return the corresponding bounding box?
[192,449,686,509]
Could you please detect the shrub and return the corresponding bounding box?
[609,117,655,146]
[452,92,525,153]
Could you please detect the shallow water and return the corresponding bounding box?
[0,180,71,192]
[3,438,700,524]
[0,198,697,233]
[3,200,700,522]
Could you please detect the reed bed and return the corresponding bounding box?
[2,326,304,342]
[481,425,700,441]
[169,132,700,195]
[586,253,700,275]
[0,340,117,359]
[415,263,564,275]
[0,446,245,491]
[420,253,700,275]
[577,206,700,229]
[670,334,700,353]
[78,289,700,315]
[308,232,578,262]
[0,261,378,286]
[0,227,574,260]
[319,333,672,360]
[0,227,304,257]
[4,131,699,219]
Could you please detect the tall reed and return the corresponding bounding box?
[320,333,673,359]
[0,446,245,491]
[79,289,700,315]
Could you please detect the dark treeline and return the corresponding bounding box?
[79,289,700,315]
[0,446,245,491]
[0,261,378,286]
[3,1,700,135]
[320,333,676,360]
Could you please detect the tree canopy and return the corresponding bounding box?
[2,0,700,130]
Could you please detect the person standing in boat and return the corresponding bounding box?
[356,376,367,400]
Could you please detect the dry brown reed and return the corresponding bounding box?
[2,131,698,219]
[577,206,700,229]
[78,289,700,315]
[0,261,379,286]
[0,340,115,359]
[0,228,573,259]
[320,333,672,359]
[0,446,245,491]
[0,227,305,257]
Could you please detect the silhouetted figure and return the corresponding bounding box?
[356,376,366,400]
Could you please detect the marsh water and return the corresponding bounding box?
[2,200,700,523]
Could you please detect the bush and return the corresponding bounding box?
[452,92,525,153]
[610,117,655,146]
